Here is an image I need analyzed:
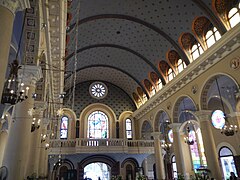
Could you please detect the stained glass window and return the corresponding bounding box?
[189,130,201,171]
[88,111,109,139]
[168,129,173,143]
[89,82,108,99]
[126,118,132,139]
[60,116,68,139]
[219,147,238,180]
[211,110,225,129]
[196,129,207,166]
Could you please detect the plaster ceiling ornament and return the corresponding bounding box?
[57,108,64,117]
[191,85,198,94]
[230,56,240,70]
[89,82,108,99]
[167,102,171,110]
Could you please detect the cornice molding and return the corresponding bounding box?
[0,0,30,14]
[133,24,240,120]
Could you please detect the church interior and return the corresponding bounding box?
[0,0,240,179]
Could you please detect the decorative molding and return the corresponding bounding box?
[151,132,161,139]
[0,0,30,14]
[18,65,43,86]
[133,24,240,120]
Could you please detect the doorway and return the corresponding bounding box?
[84,162,110,180]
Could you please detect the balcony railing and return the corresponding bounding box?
[49,138,154,154]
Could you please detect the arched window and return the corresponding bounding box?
[167,68,175,82]
[186,126,207,171]
[228,4,240,28]
[191,43,204,60]
[171,155,178,179]
[150,86,156,96]
[177,59,186,73]
[205,27,221,48]
[156,79,163,91]
[142,93,148,103]
[87,111,109,139]
[126,118,132,139]
[219,147,238,179]
[60,116,69,139]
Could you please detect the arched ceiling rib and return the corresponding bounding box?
[67,14,189,63]
[66,47,154,84]
[66,44,163,80]
[64,66,148,98]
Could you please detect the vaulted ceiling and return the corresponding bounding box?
[64,0,230,104]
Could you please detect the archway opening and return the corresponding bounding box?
[84,162,110,180]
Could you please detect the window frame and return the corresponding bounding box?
[60,116,69,139]
[167,68,175,82]
[177,59,186,73]
[191,43,204,60]
[205,27,221,48]
[125,118,133,140]
[228,4,240,28]
[219,146,237,180]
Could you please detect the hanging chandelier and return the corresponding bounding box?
[214,78,238,136]
[184,123,195,145]
[1,60,29,105]
[221,123,238,136]
[1,10,28,105]
[160,121,172,154]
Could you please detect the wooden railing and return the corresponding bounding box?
[49,138,154,154]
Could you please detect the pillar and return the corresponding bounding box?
[38,126,49,178]
[195,111,222,180]
[143,158,148,178]
[26,101,47,177]
[0,130,8,166]
[170,123,193,179]
[0,0,30,101]
[152,132,165,180]
[2,65,42,179]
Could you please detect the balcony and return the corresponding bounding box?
[49,138,155,154]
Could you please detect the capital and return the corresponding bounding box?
[18,65,43,86]
[151,132,161,140]
[194,110,212,122]
[169,123,181,132]
[0,0,30,15]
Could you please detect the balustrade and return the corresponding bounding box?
[50,138,154,148]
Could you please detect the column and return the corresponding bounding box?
[0,0,30,101]
[152,132,165,180]
[143,158,148,178]
[170,123,193,179]
[0,129,8,166]
[25,101,47,177]
[2,65,42,180]
[38,126,49,178]
[195,111,222,180]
